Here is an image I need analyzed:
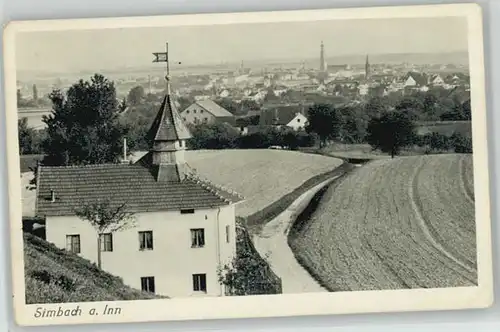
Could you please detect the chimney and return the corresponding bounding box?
[121,138,129,164]
[50,190,55,203]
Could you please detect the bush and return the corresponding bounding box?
[218,220,282,295]
[188,123,240,149]
[451,132,473,153]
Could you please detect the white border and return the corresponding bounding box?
[2,3,493,327]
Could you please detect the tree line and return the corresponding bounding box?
[188,123,315,150]
[18,74,472,164]
[305,101,472,158]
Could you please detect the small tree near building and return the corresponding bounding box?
[366,111,416,158]
[75,199,136,269]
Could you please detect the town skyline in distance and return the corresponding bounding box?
[17,50,469,82]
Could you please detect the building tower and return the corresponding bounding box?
[365,54,371,80]
[320,41,326,72]
[144,74,192,182]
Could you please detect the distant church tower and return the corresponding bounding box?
[365,54,371,80]
[320,41,326,72]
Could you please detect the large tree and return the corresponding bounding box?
[127,86,145,106]
[42,74,129,166]
[395,97,424,121]
[305,103,342,148]
[366,111,416,158]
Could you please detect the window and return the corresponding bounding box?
[99,233,113,252]
[200,109,204,113]
[183,117,186,121]
[192,274,207,292]
[181,208,195,214]
[139,231,153,250]
[193,109,197,113]
[186,110,190,114]
[191,229,205,248]
[141,277,155,293]
[66,235,81,254]
[297,118,301,122]
[203,117,208,123]
[225,225,230,243]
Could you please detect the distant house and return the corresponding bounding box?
[259,105,308,131]
[180,99,234,125]
[247,90,268,103]
[403,72,429,89]
[273,86,288,96]
[193,94,211,101]
[218,89,230,98]
[358,84,369,96]
[429,74,445,86]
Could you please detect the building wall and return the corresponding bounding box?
[45,205,237,298]
[180,104,217,125]
[404,76,417,87]
[286,113,308,131]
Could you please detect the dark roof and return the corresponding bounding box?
[259,106,308,126]
[35,163,244,217]
[147,93,191,143]
[404,72,428,86]
[193,100,234,117]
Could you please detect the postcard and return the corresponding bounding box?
[2,3,492,326]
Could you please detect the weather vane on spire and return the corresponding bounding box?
[152,42,182,92]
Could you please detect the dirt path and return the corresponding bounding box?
[252,177,342,294]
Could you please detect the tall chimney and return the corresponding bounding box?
[50,190,55,203]
[122,138,128,164]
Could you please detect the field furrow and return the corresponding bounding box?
[460,155,475,204]
[289,154,477,291]
[409,157,476,279]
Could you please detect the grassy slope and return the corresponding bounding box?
[289,154,476,291]
[24,233,163,304]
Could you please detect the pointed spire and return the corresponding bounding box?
[365,54,371,80]
[146,76,191,145]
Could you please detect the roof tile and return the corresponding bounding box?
[36,163,244,217]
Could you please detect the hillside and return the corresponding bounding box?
[289,154,476,291]
[24,233,163,304]
[184,150,344,217]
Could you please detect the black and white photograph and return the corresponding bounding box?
[3,3,493,326]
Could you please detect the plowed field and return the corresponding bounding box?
[289,154,477,290]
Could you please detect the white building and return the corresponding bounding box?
[358,84,369,96]
[260,106,309,131]
[285,112,309,131]
[35,80,244,298]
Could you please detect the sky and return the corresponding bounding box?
[15,16,468,73]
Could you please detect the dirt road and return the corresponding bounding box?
[252,177,342,294]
